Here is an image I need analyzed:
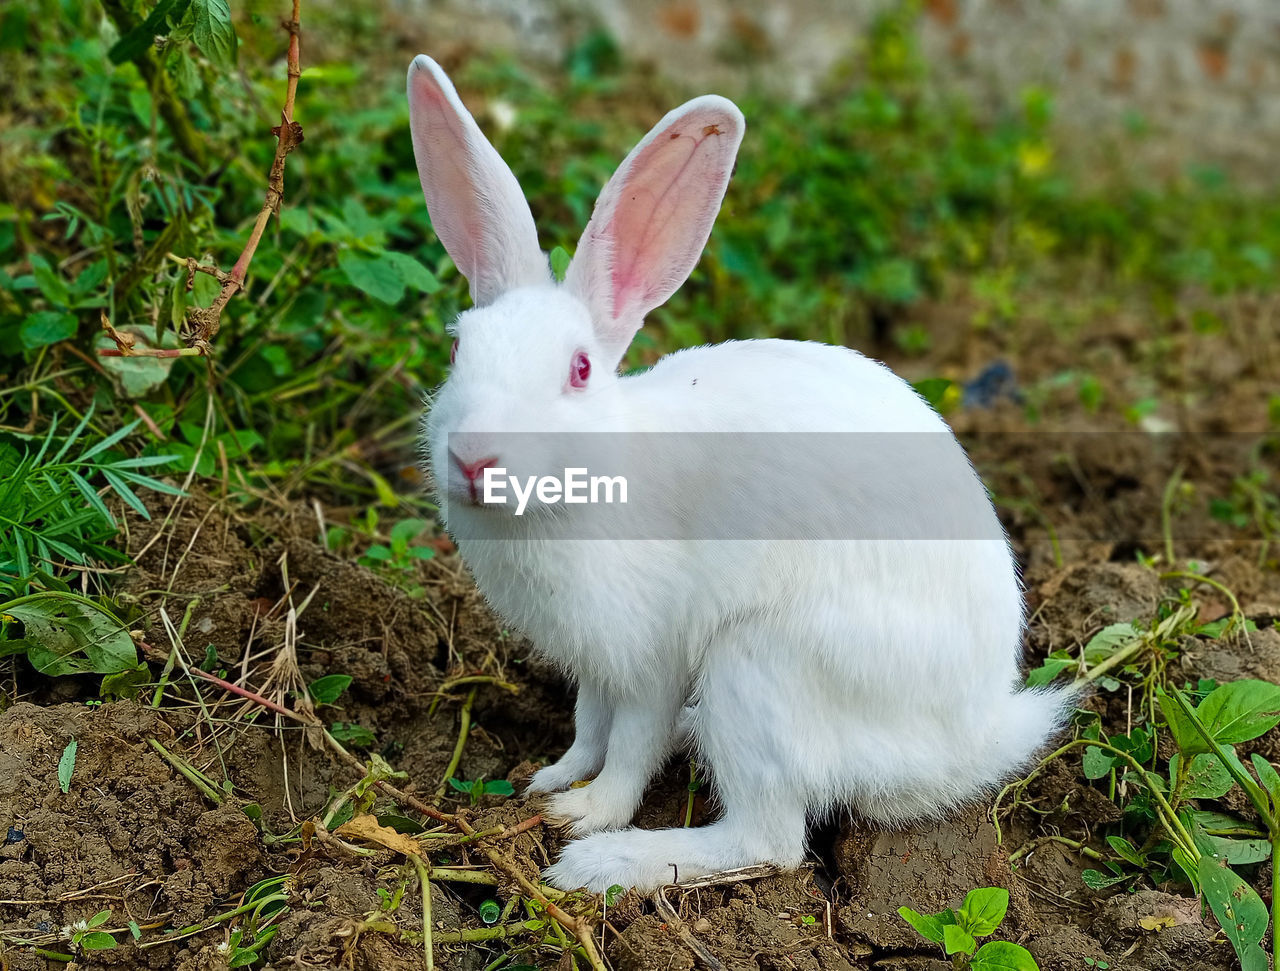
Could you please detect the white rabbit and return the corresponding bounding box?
[407,54,1072,893]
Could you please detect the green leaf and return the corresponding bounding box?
[1082,623,1141,664]
[79,931,117,950]
[389,519,427,545]
[605,884,625,907]
[1026,654,1073,688]
[20,311,77,349]
[101,469,150,519]
[27,253,70,305]
[68,470,115,527]
[1201,835,1271,865]
[86,910,111,928]
[1105,836,1145,867]
[375,813,424,835]
[549,246,571,283]
[101,663,151,700]
[1198,856,1269,971]
[447,777,471,794]
[1170,844,1200,894]
[911,377,953,409]
[191,0,236,66]
[1082,745,1115,780]
[3,594,138,676]
[384,251,441,294]
[1249,753,1278,800]
[338,249,406,304]
[107,0,192,64]
[58,738,77,793]
[971,940,1041,971]
[483,779,514,797]
[959,887,1008,937]
[1081,868,1129,890]
[1171,753,1233,800]
[1196,679,1280,746]
[1158,688,1208,756]
[1196,617,1258,638]
[330,722,376,747]
[479,898,501,924]
[897,906,946,944]
[308,674,352,705]
[95,335,178,396]
[943,923,976,956]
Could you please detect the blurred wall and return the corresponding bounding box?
[406,0,1280,183]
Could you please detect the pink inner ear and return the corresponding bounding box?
[409,71,483,282]
[607,116,739,321]
[407,56,546,305]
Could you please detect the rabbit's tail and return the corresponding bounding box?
[853,682,1081,825]
[984,683,1080,778]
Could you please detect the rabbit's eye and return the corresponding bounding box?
[450,339,458,364]
[569,351,591,389]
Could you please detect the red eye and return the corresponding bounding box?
[569,351,590,389]
[450,339,458,364]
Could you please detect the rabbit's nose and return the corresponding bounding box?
[454,455,499,482]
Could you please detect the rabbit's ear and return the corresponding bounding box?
[408,55,548,306]
[566,96,744,359]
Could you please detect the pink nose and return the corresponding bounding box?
[455,456,498,482]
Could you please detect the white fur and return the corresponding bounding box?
[407,55,1072,893]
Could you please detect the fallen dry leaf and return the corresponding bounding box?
[335,814,423,857]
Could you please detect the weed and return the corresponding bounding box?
[447,776,516,806]
[66,910,116,952]
[0,408,181,599]
[898,887,1039,969]
[307,673,353,706]
[56,738,76,794]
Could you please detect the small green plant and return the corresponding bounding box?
[1016,676,1280,971]
[0,409,181,600]
[898,887,1038,969]
[57,738,77,793]
[66,910,116,952]
[0,591,143,691]
[357,518,436,572]
[330,722,377,747]
[307,674,353,706]
[446,776,515,806]
[219,926,278,968]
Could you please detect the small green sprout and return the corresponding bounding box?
[898,887,1039,970]
[447,776,515,805]
[66,910,116,951]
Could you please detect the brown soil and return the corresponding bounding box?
[1,293,1278,970]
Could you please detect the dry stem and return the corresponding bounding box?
[100,1,304,359]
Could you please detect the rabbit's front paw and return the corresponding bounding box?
[542,782,636,836]
[527,759,591,795]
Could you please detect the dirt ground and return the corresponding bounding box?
[0,293,1277,970]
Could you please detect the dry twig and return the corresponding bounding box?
[101,0,305,359]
